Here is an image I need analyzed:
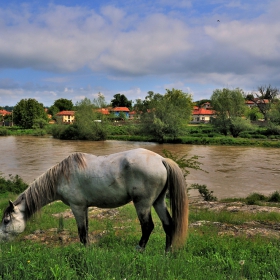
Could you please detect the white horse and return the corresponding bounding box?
[0,148,188,251]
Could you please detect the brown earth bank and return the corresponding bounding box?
[22,200,280,246]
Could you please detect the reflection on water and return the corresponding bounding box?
[1,136,280,199]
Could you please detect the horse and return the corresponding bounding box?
[0,148,188,252]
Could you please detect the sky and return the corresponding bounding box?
[0,0,280,107]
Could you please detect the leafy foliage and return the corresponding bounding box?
[162,149,206,178]
[0,174,28,194]
[250,85,280,120]
[139,89,193,142]
[111,93,132,109]
[211,88,246,136]
[190,183,217,201]
[13,99,48,129]
[229,117,254,138]
[48,98,73,118]
[52,98,108,140]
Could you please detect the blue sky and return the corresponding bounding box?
[0,0,279,106]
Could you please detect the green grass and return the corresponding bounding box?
[1,194,280,279]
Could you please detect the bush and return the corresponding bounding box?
[245,193,266,205]
[268,191,280,202]
[191,184,217,201]
[0,174,28,194]
[0,127,9,136]
[239,132,252,138]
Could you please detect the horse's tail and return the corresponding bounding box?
[163,158,189,249]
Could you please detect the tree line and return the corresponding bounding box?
[1,85,280,141]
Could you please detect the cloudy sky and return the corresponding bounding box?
[0,0,279,107]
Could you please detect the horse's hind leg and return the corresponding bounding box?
[71,205,89,246]
[134,202,154,251]
[153,198,173,252]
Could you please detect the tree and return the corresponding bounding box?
[211,88,246,136]
[268,100,280,124]
[139,89,193,142]
[53,98,73,111]
[111,93,132,109]
[195,99,211,107]
[48,98,73,117]
[56,98,108,141]
[93,93,107,108]
[250,85,280,120]
[13,99,48,129]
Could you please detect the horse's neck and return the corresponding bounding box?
[24,187,56,218]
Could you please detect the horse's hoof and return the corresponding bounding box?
[135,245,145,252]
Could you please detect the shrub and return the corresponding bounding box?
[0,128,9,136]
[245,193,266,205]
[239,132,252,138]
[253,134,267,139]
[0,174,28,194]
[191,184,217,201]
[268,191,280,202]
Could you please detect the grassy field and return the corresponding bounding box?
[1,193,280,279]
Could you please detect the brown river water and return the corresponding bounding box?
[1,135,280,199]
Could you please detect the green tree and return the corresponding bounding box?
[229,117,254,137]
[13,99,48,129]
[250,85,279,120]
[93,93,107,108]
[111,93,132,109]
[139,89,192,142]
[268,100,280,124]
[211,88,246,136]
[48,98,73,117]
[56,98,108,140]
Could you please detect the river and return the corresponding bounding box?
[1,136,280,199]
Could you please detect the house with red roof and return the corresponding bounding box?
[110,107,130,119]
[56,111,75,124]
[191,107,216,123]
[95,108,110,115]
[0,110,12,116]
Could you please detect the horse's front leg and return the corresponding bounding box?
[71,205,89,246]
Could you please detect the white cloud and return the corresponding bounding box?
[0,1,280,106]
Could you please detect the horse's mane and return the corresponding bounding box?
[13,152,87,219]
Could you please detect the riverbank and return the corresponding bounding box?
[108,134,280,147]
[2,124,280,147]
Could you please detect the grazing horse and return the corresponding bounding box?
[0,148,188,251]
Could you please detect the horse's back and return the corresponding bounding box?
[59,149,167,208]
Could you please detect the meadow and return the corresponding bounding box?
[1,192,280,280]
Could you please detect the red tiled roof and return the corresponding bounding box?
[192,108,215,115]
[111,107,130,112]
[56,110,75,116]
[0,110,11,116]
[96,108,110,115]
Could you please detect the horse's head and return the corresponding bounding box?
[0,199,27,241]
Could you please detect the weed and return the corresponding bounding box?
[190,184,217,201]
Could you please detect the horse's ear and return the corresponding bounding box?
[9,200,15,210]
